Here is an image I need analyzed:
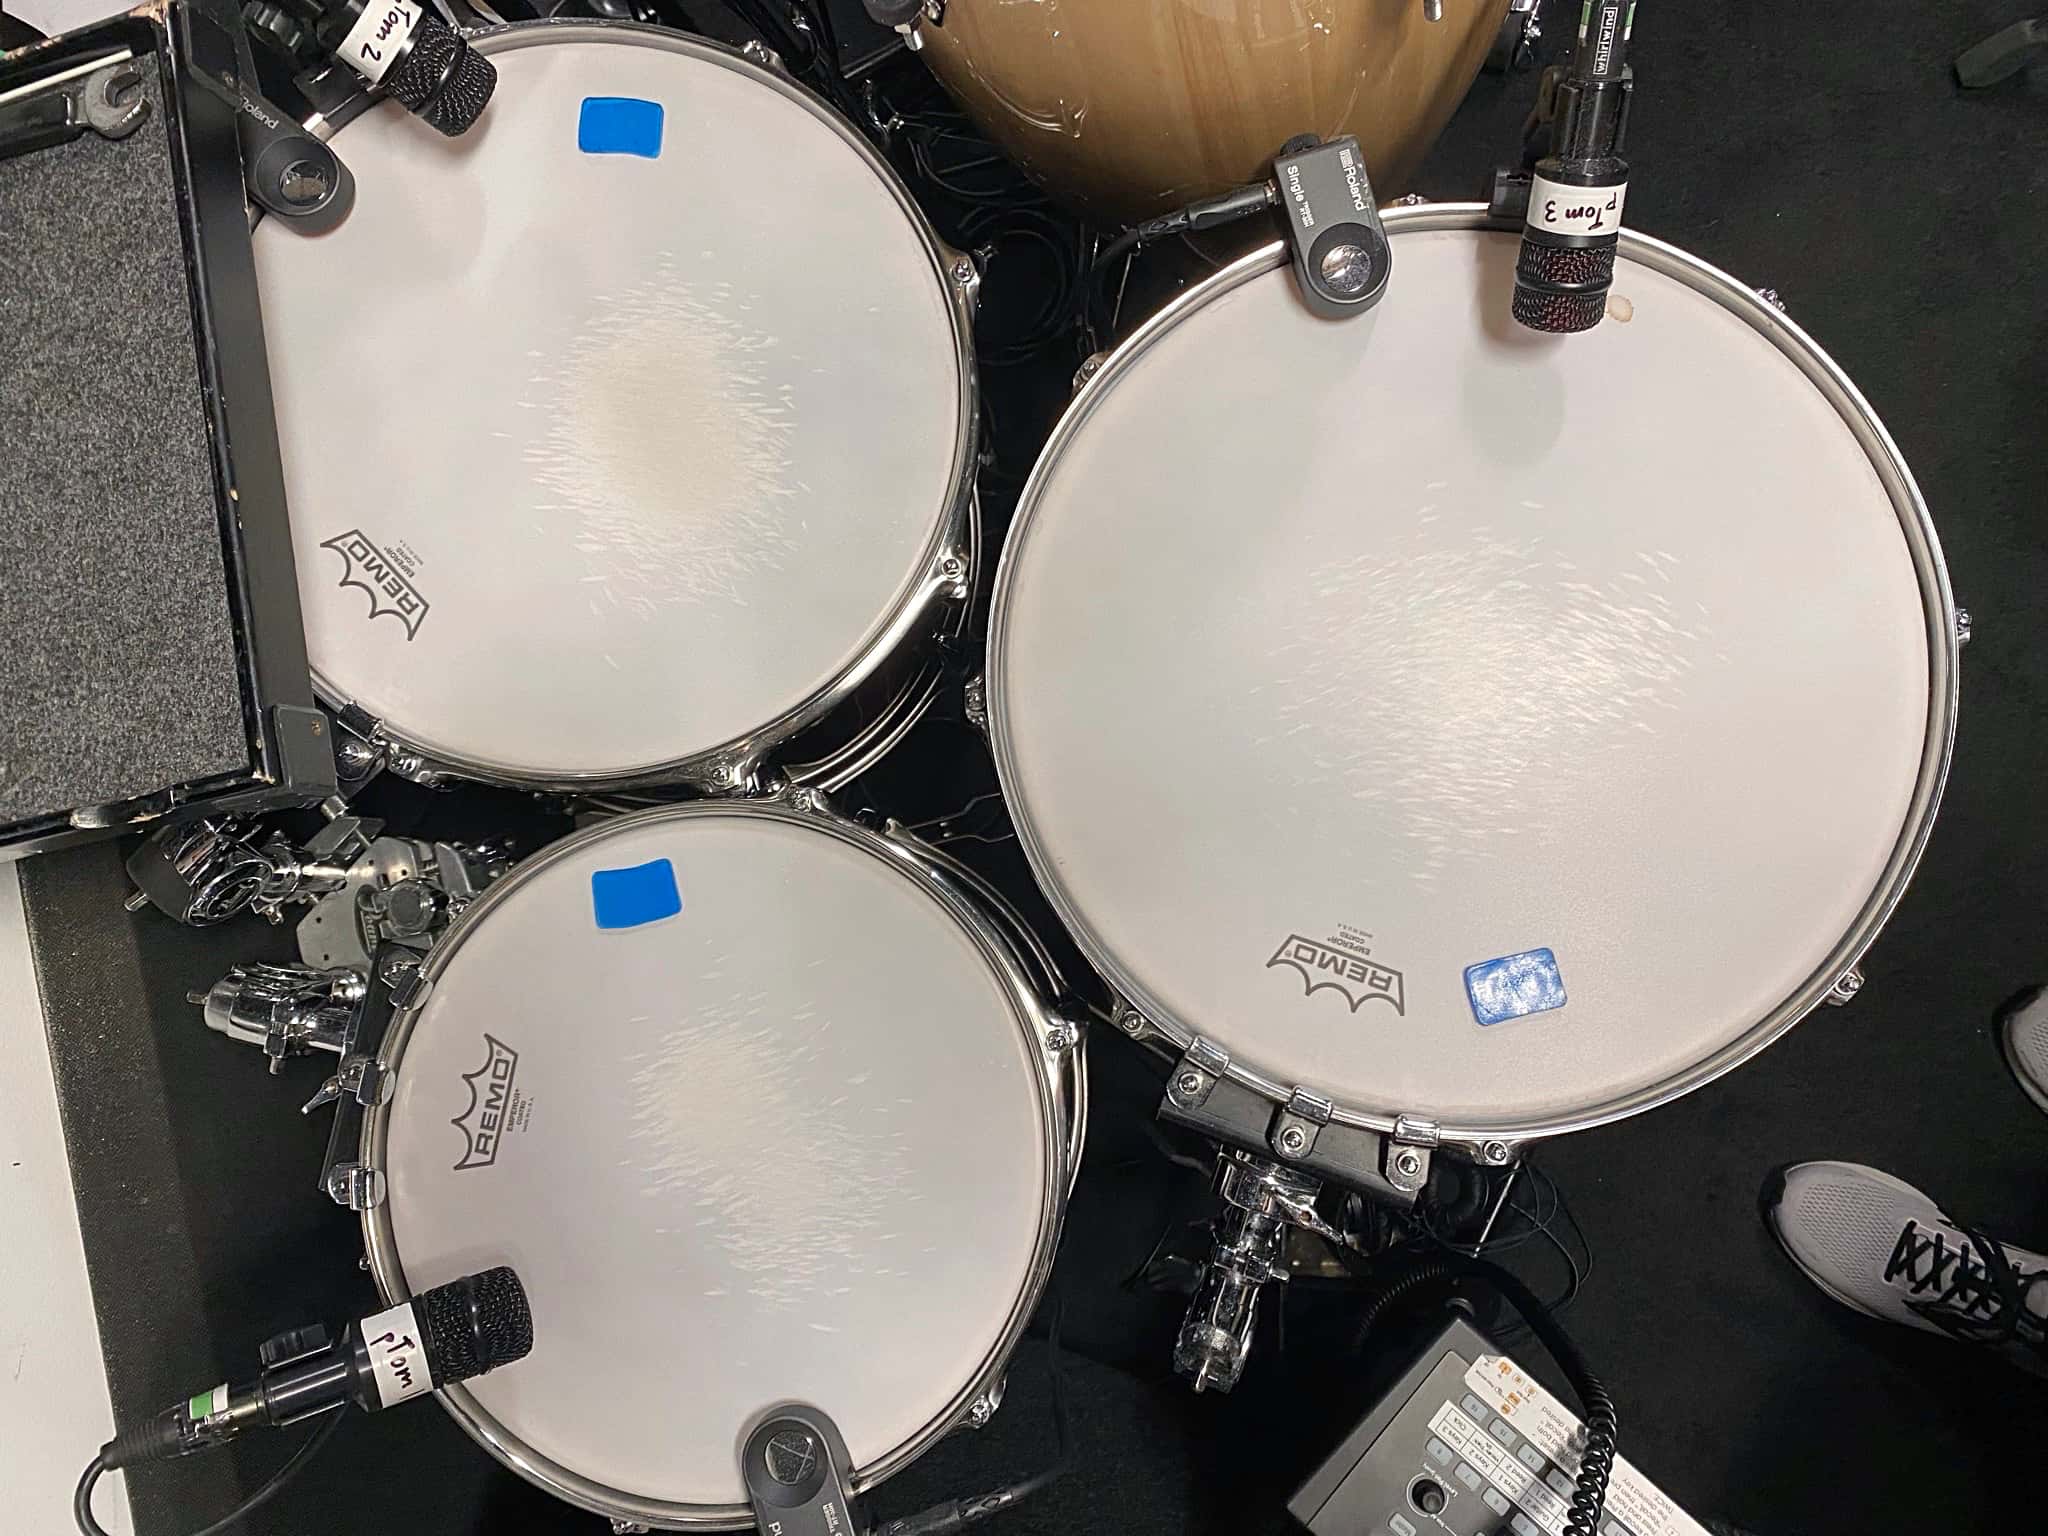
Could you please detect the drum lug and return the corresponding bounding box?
[962,673,989,736]
[322,1161,386,1211]
[1384,1115,1439,1194]
[1269,1088,1333,1161]
[780,783,836,817]
[931,544,972,601]
[1824,965,1865,1006]
[1166,1038,1231,1110]
[1755,287,1788,313]
[1041,1016,1081,1056]
[1072,351,1109,395]
[938,244,981,314]
[1388,193,1431,208]
[963,1376,1003,1429]
[738,38,782,72]
[382,956,432,1009]
[1383,1140,1432,1195]
[609,1520,652,1535]
[1955,607,1973,647]
[302,1054,393,1115]
[1111,998,1154,1041]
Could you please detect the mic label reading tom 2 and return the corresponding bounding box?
[1526,174,1628,238]
[341,0,424,87]
[362,1300,434,1407]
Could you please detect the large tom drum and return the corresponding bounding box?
[988,206,1958,1159]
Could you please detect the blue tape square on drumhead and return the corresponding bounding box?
[591,859,681,929]
[1464,948,1567,1026]
[577,97,664,158]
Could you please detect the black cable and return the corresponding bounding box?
[1067,181,1278,343]
[1352,1252,1617,1536]
[875,1297,1070,1535]
[74,1409,346,1536]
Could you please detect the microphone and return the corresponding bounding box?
[314,0,497,136]
[96,1267,531,1469]
[1513,1,1635,333]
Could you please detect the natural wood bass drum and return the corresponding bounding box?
[910,0,1510,222]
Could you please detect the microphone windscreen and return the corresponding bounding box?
[1512,238,1614,334]
[416,1266,533,1384]
[385,14,496,136]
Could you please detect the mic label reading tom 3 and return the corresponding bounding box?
[361,1300,433,1407]
[1526,174,1627,238]
[341,0,424,87]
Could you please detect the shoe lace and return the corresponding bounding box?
[1883,1220,2048,1354]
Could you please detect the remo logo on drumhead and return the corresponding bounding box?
[1266,929,1407,1016]
[451,1034,524,1172]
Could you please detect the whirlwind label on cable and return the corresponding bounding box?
[322,528,431,640]
[1266,928,1406,1016]
[452,1034,527,1171]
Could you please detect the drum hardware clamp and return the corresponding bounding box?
[1755,287,1788,313]
[191,963,367,1073]
[1073,352,1108,394]
[1824,965,1866,1006]
[1175,1150,1332,1392]
[1956,608,1973,646]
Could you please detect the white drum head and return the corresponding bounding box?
[366,805,1056,1519]
[991,216,1951,1135]
[256,26,965,782]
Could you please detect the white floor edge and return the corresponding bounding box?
[1,863,132,1534]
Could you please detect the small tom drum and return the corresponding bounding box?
[359,800,1081,1527]
[988,206,1957,1157]
[255,24,977,791]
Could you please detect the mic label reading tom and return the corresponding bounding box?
[340,0,424,87]
[1526,174,1628,239]
[361,1300,434,1407]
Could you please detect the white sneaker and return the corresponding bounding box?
[1762,1161,2048,1372]
[1999,985,2048,1115]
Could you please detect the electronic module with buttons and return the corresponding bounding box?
[1289,1318,1708,1536]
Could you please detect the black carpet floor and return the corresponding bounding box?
[20,3,2048,1534]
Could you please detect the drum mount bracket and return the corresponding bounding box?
[1156,1037,1423,1206]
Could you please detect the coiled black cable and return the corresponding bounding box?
[1351,1251,1617,1536]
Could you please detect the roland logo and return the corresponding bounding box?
[1267,932,1406,1015]
[451,1034,520,1171]
[1339,145,1367,212]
